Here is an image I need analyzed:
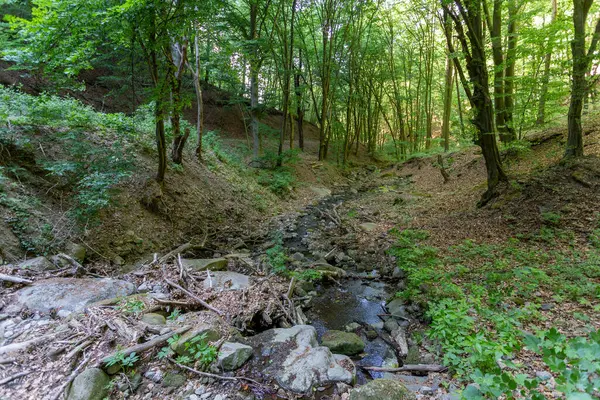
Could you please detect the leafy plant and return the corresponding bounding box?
[167,308,181,321]
[105,350,139,370]
[118,298,145,315]
[182,333,218,367]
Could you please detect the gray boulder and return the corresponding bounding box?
[217,342,253,371]
[6,278,135,314]
[349,379,416,400]
[141,313,166,325]
[65,242,86,263]
[67,368,110,400]
[321,330,365,356]
[18,256,56,272]
[203,271,250,291]
[246,325,355,393]
[386,298,409,319]
[182,258,228,272]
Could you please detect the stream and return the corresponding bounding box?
[272,189,403,385]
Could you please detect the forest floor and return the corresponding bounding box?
[1,81,600,399]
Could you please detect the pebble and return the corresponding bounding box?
[195,386,206,395]
[420,386,434,395]
[200,393,212,400]
[214,395,227,400]
[535,371,552,381]
[189,395,199,400]
[4,330,13,338]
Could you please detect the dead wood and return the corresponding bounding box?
[0,332,58,355]
[168,357,264,387]
[0,370,31,385]
[0,273,32,284]
[362,364,448,373]
[164,279,224,316]
[97,326,191,368]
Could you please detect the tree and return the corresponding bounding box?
[565,0,600,157]
[442,0,508,204]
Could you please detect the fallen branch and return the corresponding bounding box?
[168,357,264,387]
[0,333,58,355]
[65,339,94,360]
[98,326,190,368]
[49,355,90,400]
[0,273,32,285]
[363,364,448,373]
[0,370,31,385]
[164,279,224,316]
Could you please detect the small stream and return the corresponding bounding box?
[274,190,401,385]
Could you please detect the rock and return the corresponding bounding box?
[291,252,305,261]
[365,329,378,340]
[171,324,221,356]
[65,242,86,263]
[247,325,355,393]
[405,345,421,364]
[144,368,163,383]
[217,342,253,371]
[349,379,415,400]
[386,298,409,319]
[203,271,250,291]
[391,328,409,358]
[0,221,23,262]
[195,385,206,395]
[536,371,552,381]
[6,278,135,314]
[314,262,347,278]
[540,303,554,311]
[182,258,228,272]
[420,386,434,395]
[18,256,56,272]
[370,321,384,330]
[214,395,227,400]
[384,320,399,333]
[162,372,186,388]
[321,330,365,356]
[392,267,405,279]
[345,322,361,332]
[310,187,332,198]
[142,313,166,325]
[67,368,110,400]
[358,223,377,232]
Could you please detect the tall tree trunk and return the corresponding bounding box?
[503,0,518,142]
[487,0,507,140]
[442,44,454,152]
[295,51,305,151]
[192,34,204,160]
[250,3,260,159]
[171,40,189,164]
[443,0,507,205]
[536,0,558,125]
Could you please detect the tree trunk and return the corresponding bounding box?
[442,45,454,152]
[488,0,507,140]
[503,0,518,142]
[171,40,188,164]
[250,3,260,159]
[536,0,558,125]
[193,34,204,160]
[295,52,305,151]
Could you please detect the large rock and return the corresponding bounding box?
[182,258,228,272]
[18,256,56,272]
[217,342,253,371]
[246,325,355,393]
[349,379,416,400]
[67,368,110,400]
[65,242,86,263]
[203,271,250,291]
[309,187,332,198]
[6,278,135,314]
[321,330,365,356]
[0,221,23,262]
[142,313,166,325]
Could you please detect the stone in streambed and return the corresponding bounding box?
[321,330,365,355]
[67,368,110,400]
[217,342,253,371]
[349,379,416,400]
[182,258,228,272]
[203,271,250,291]
[18,256,56,272]
[142,313,166,325]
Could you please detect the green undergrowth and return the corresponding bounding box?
[389,228,600,399]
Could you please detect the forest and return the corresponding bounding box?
[0,0,599,399]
